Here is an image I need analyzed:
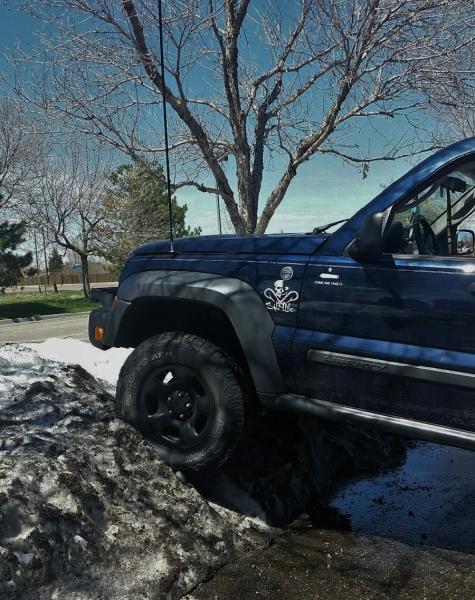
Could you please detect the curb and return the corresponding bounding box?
[0,311,92,326]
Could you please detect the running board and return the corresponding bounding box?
[261,393,475,451]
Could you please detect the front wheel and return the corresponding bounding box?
[116,333,248,472]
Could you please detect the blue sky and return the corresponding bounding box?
[0,2,428,234]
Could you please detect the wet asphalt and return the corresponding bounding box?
[190,443,475,599]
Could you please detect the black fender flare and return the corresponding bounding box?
[109,270,285,395]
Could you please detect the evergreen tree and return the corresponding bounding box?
[48,247,64,293]
[0,222,32,290]
[100,161,200,269]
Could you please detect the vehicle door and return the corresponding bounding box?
[294,157,475,432]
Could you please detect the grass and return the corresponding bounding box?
[0,291,93,320]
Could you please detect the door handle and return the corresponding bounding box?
[470,283,475,296]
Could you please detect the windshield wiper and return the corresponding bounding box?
[310,218,349,234]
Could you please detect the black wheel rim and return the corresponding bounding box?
[137,363,216,450]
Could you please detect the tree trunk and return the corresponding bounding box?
[41,230,49,286]
[80,255,91,299]
[33,235,42,293]
[256,167,295,234]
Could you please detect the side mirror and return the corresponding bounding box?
[348,212,385,259]
[456,229,475,255]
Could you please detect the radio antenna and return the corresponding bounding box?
[158,0,175,254]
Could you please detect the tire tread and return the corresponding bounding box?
[115,332,247,472]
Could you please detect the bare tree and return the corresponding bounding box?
[427,36,475,143]
[433,87,475,142]
[24,145,108,298]
[433,103,475,147]
[0,97,42,213]
[12,0,475,234]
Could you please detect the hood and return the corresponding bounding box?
[132,233,328,256]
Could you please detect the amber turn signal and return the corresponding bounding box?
[94,326,105,342]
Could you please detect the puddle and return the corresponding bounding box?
[331,441,475,553]
[191,441,475,599]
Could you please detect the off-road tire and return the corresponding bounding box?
[116,332,248,472]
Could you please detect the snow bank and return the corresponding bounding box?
[26,338,132,391]
[0,339,131,407]
[0,344,270,599]
[0,344,61,408]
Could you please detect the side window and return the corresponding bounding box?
[383,160,475,257]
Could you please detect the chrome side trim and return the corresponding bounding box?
[308,349,475,389]
[262,394,475,451]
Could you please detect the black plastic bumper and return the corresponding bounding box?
[89,306,112,349]
[88,287,130,349]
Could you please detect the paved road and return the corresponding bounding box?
[0,312,90,343]
[4,282,118,294]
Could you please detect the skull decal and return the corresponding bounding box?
[264,268,299,313]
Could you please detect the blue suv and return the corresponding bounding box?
[90,137,475,472]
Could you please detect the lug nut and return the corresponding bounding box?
[185,403,192,409]
[168,410,172,414]
[179,413,184,420]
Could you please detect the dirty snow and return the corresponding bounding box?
[0,348,270,598]
[0,344,59,406]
